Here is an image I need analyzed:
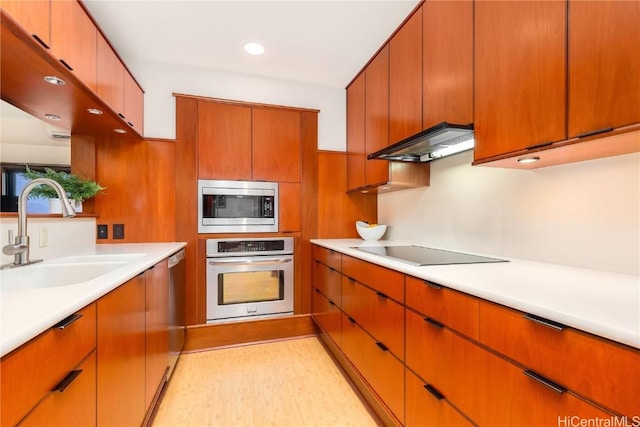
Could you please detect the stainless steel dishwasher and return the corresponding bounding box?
[167,248,186,379]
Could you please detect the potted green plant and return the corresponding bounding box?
[21,166,105,213]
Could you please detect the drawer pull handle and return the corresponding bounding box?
[423,281,443,290]
[328,300,336,306]
[523,313,565,331]
[375,342,389,352]
[525,141,553,151]
[32,34,50,49]
[523,370,566,394]
[576,127,613,139]
[375,291,388,299]
[424,384,445,401]
[53,370,83,393]
[53,313,83,330]
[348,277,356,283]
[424,317,444,329]
[59,59,73,71]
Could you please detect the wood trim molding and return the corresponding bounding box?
[173,93,320,113]
[183,315,318,352]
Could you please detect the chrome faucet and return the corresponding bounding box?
[2,178,76,268]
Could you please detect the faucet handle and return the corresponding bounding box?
[8,229,13,245]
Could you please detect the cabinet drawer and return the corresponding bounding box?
[341,314,404,424]
[342,275,404,359]
[341,255,404,303]
[311,289,342,348]
[19,350,97,427]
[1,303,97,426]
[405,368,473,427]
[312,259,341,307]
[479,301,640,416]
[406,276,479,339]
[312,245,342,271]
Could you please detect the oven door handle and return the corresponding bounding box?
[208,258,292,267]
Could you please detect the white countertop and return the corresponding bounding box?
[0,242,186,357]
[312,239,640,350]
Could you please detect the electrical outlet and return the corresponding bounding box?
[113,224,125,239]
[97,224,108,239]
[39,225,48,247]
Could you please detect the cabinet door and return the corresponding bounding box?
[123,70,144,134]
[96,32,125,114]
[346,73,366,191]
[474,1,566,161]
[423,0,473,129]
[568,0,640,138]
[365,46,390,186]
[145,260,170,410]
[51,0,97,92]
[20,351,97,427]
[278,182,300,232]
[252,107,301,183]
[312,259,341,306]
[389,6,422,143]
[97,274,146,427]
[198,100,252,180]
[311,288,342,348]
[1,0,50,47]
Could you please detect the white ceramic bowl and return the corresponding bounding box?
[356,222,387,241]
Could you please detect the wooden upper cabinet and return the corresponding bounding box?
[0,0,50,47]
[365,46,390,186]
[423,0,473,129]
[346,72,366,191]
[474,1,566,161]
[123,71,144,134]
[568,0,640,138]
[252,107,301,183]
[97,32,125,114]
[389,6,423,144]
[198,100,252,180]
[51,0,97,92]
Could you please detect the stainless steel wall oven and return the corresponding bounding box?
[206,237,294,323]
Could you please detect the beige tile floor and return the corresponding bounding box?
[152,337,380,427]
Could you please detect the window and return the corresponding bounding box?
[1,163,71,213]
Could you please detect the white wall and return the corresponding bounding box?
[378,151,640,275]
[130,59,346,151]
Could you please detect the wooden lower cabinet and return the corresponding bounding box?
[312,259,342,306]
[405,368,472,427]
[311,288,342,347]
[342,314,404,424]
[145,260,170,409]
[97,274,147,427]
[20,350,97,427]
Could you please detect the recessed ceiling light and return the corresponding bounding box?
[517,156,541,164]
[87,108,103,115]
[44,76,65,86]
[44,114,61,121]
[114,129,127,134]
[244,42,265,55]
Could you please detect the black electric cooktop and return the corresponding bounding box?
[353,245,507,266]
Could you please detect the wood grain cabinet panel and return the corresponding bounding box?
[342,275,404,360]
[50,0,97,92]
[474,0,566,161]
[20,350,97,427]
[252,107,301,183]
[364,46,390,187]
[312,245,342,272]
[312,259,341,307]
[311,288,342,348]
[97,274,146,427]
[0,304,96,427]
[0,0,50,47]
[346,72,366,191]
[123,70,144,134]
[422,0,473,129]
[389,6,422,143]
[341,255,404,303]
[145,260,170,409]
[405,276,479,340]
[198,100,252,180]
[278,182,301,232]
[96,31,125,114]
[405,368,473,427]
[479,301,640,417]
[568,0,640,138]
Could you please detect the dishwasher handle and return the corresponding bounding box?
[168,249,185,268]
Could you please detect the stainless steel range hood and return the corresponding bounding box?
[368,122,474,162]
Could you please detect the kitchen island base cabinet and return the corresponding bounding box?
[145,260,170,410]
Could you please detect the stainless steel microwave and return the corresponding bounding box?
[197,180,278,233]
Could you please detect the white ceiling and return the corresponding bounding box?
[82,0,421,88]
